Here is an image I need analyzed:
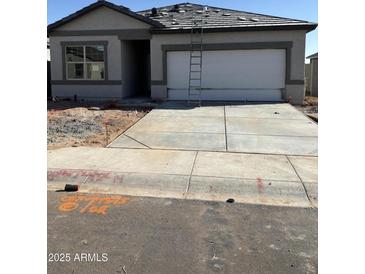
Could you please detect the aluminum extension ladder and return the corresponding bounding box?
[188,9,205,106]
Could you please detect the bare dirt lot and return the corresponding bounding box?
[296,96,318,122]
[47,101,150,149]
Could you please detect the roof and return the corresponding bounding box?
[306,52,318,59]
[47,0,164,32]
[139,2,317,33]
[48,1,317,33]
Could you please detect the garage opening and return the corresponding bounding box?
[167,49,286,102]
[121,40,151,98]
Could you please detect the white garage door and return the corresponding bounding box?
[167,49,286,101]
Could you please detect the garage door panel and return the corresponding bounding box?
[203,89,282,101]
[168,89,283,101]
[167,49,286,101]
[168,89,189,100]
[167,51,190,89]
[202,50,285,89]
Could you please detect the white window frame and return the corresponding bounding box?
[65,45,105,80]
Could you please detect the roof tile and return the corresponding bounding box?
[138,2,316,31]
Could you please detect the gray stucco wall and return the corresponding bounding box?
[49,35,123,99]
[49,5,154,100]
[57,6,151,31]
[150,30,307,105]
[51,85,122,99]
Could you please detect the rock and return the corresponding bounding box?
[88,107,101,111]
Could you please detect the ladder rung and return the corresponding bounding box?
[190,78,201,80]
[191,63,201,65]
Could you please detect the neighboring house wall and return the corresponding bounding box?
[310,58,318,97]
[150,30,307,104]
[47,46,52,98]
[305,63,311,94]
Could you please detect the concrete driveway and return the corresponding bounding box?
[109,102,317,156]
[48,103,318,208]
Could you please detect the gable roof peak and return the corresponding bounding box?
[48,0,163,32]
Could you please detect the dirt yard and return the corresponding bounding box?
[296,96,318,122]
[48,101,150,149]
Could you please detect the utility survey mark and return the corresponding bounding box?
[57,194,131,215]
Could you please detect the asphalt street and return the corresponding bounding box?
[48,191,317,274]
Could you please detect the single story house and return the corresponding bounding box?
[47,0,317,104]
[305,52,318,97]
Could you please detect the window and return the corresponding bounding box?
[65,45,105,80]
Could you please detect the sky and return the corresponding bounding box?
[48,0,318,61]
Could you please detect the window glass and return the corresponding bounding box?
[67,63,84,79]
[86,63,105,80]
[86,45,104,62]
[65,44,106,80]
[66,46,84,62]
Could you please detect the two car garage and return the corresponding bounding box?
[167,49,286,102]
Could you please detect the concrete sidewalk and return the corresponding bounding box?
[48,147,317,207]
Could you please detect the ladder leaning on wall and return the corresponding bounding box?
[187,8,205,106]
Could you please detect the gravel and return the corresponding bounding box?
[48,111,104,144]
[47,106,149,148]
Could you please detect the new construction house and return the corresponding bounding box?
[47,1,317,104]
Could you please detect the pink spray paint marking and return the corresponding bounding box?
[48,169,124,184]
[256,177,265,194]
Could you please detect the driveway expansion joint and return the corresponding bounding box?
[124,134,152,149]
[223,105,228,151]
[184,151,199,197]
[285,155,315,208]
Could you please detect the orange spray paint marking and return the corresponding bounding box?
[256,177,265,194]
[58,194,130,215]
[58,202,79,212]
